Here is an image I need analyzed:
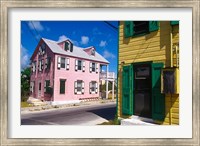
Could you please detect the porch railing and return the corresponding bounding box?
[99,72,115,79]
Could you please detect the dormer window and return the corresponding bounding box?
[38,43,46,55]
[64,41,69,51]
[64,41,73,52]
[91,49,95,56]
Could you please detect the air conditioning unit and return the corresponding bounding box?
[161,67,179,94]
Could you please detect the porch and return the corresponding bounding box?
[99,64,116,100]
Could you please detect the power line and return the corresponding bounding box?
[104,21,118,31]
[30,21,42,41]
[24,22,39,44]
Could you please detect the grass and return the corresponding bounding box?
[21,102,33,108]
[108,94,116,99]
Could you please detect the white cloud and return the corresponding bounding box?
[93,27,103,35]
[58,35,68,42]
[57,35,79,46]
[21,45,30,69]
[103,50,116,59]
[28,21,44,31]
[99,41,107,47]
[80,36,89,45]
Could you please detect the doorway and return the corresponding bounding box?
[38,81,41,98]
[134,64,152,118]
[122,62,164,120]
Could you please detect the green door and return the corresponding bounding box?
[122,65,134,115]
[151,63,165,121]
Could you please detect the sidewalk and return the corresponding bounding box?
[21,99,116,114]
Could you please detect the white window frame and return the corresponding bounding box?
[57,56,61,69]
[90,81,98,94]
[60,57,66,69]
[38,60,42,72]
[74,80,84,94]
[90,62,98,73]
[75,60,84,71]
[32,61,36,73]
[30,81,35,93]
[58,56,70,70]
[66,58,70,70]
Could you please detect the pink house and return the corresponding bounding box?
[30,38,109,105]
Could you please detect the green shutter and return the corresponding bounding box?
[122,65,134,115]
[149,21,159,32]
[70,43,73,52]
[124,21,133,38]
[170,21,179,25]
[151,63,165,121]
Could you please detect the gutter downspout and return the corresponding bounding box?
[169,24,173,124]
[170,26,173,68]
[52,54,55,104]
[116,21,119,119]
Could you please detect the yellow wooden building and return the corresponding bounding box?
[117,21,179,125]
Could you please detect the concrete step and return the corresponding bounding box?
[27,97,47,106]
[120,116,156,125]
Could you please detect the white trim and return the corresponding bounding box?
[95,82,98,93]
[82,61,85,72]
[96,63,98,73]
[57,56,61,69]
[66,58,70,70]
[89,62,92,72]
[45,58,48,69]
[75,60,78,71]
[81,81,84,94]
[39,60,42,71]
[74,81,77,94]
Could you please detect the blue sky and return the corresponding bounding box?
[21,21,118,75]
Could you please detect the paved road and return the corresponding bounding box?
[21,103,116,125]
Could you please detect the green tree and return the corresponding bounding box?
[100,81,117,92]
[21,67,31,101]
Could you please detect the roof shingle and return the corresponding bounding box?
[42,38,109,64]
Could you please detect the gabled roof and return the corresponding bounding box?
[42,38,109,64]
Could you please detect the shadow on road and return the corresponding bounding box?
[87,105,116,120]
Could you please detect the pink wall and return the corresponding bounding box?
[83,47,94,55]
[30,40,54,101]
[53,54,101,101]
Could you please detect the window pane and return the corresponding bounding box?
[78,60,82,70]
[65,42,69,51]
[61,57,65,68]
[91,81,96,91]
[60,80,65,94]
[39,82,41,90]
[91,49,95,55]
[92,63,95,72]
[134,21,149,35]
[136,66,150,77]
[77,81,82,92]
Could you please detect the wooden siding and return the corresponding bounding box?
[118,21,179,125]
[172,25,179,67]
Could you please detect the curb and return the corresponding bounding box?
[21,99,116,114]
